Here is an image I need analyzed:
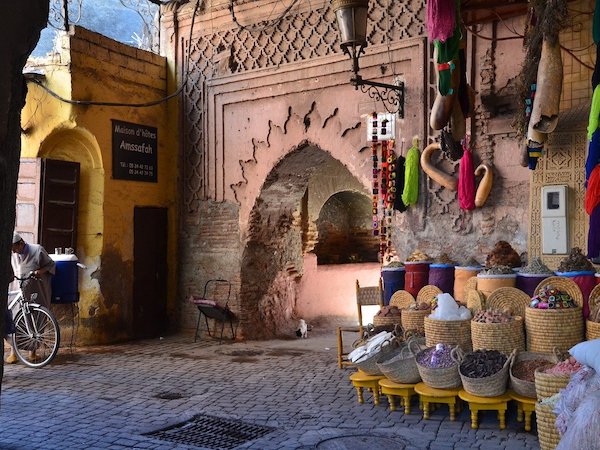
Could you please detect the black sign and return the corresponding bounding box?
[112,119,158,182]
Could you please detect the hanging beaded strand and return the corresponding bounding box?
[380,134,388,258]
[385,139,396,259]
[371,112,379,237]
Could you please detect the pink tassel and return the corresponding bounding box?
[426,0,456,42]
[458,146,476,210]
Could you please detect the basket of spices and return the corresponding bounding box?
[404,250,432,298]
[555,248,596,319]
[416,343,462,389]
[509,351,558,398]
[454,257,482,302]
[525,282,584,353]
[471,309,525,354]
[401,301,431,333]
[377,337,425,384]
[534,356,582,401]
[428,253,457,294]
[516,257,553,297]
[476,266,517,299]
[586,284,600,340]
[455,349,514,397]
[373,305,403,329]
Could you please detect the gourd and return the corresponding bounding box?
[420,143,458,191]
[474,164,493,207]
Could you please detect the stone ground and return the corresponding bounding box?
[0,326,540,450]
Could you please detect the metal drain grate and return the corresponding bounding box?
[144,413,275,449]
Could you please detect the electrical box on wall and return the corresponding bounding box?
[541,185,568,254]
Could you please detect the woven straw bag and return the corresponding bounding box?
[373,313,402,328]
[424,316,472,351]
[455,349,515,397]
[525,277,584,353]
[377,338,424,384]
[415,346,462,389]
[471,316,525,354]
[417,285,442,303]
[353,337,399,376]
[466,289,486,314]
[586,284,600,340]
[534,367,571,401]
[509,351,559,399]
[485,287,531,319]
[536,403,561,450]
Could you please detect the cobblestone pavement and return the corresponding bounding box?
[0,328,540,450]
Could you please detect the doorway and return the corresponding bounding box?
[133,207,168,338]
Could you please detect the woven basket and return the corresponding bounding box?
[525,307,584,353]
[587,284,600,340]
[486,287,531,319]
[377,338,424,384]
[373,314,402,328]
[533,276,584,307]
[471,316,525,354]
[417,285,442,303]
[424,316,472,351]
[353,338,398,376]
[466,289,485,314]
[510,351,559,399]
[456,349,515,397]
[535,369,571,401]
[401,308,430,333]
[415,346,462,389]
[464,276,478,298]
[389,290,416,309]
[536,403,561,450]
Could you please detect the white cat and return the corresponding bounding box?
[297,319,308,339]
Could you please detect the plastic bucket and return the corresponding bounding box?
[476,273,516,298]
[404,262,430,298]
[50,254,80,304]
[381,267,406,306]
[555,271,595,319]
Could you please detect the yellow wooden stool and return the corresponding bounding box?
[414,382,461,420]
[458,389,512,430]
[508,390,536,432]
[349,371,385,406]
[378,379,417,414]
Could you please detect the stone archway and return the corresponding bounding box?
[239,142,341,339]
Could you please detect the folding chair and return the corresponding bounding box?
[336,278,384,368]
[190,279,238,344]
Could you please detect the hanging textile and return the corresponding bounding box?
[586,165,600,215]
[402,142,420,206]
[588,205,600,259]
[586,129,600,185]
[434,24,461,96]
[458,145,476,210]
[426,0,456,42]
[393,155,407,212]
[588,85,600,141]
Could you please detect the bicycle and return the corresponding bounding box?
[7,274,61,368]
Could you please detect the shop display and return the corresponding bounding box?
[530,286,576,309]
[485,241,522,268]
[472,309,512,323]
[477,266,517,298]
[557,247,594,272]
[459,350,507,379]
[517,258,554,296]
[416,344,462,389]
[406,249,431,262]
[512,359,555,383]
[373,305,402,328]
[471,309,525,354]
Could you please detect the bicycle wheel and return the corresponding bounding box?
[12,305,60,368]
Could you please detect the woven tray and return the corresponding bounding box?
[471,316,525,354]
[525,307,584,353]
[401,309,429,333]
[456,349,515,397]
[536,403,561,450]
[485,287,531,319]
[424,316,472,351]
[533,276,584,307]
[510,351,559,399]
[416,346,462,389]
[417,285,442,303]
[535,369,571,401]
[466,289,485,314]
[389,290,416,309]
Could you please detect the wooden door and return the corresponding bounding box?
[133,207,167,338]
[15,158,42,244]
[39,159,80,252]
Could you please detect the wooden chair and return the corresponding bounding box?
[190,279,238,344]
[336,279,384,368]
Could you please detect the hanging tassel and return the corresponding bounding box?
[588,85,600,140]
[458,143,476,210]
[586,129,600,185]
[586,165,600,215]
[402,139,420,206]
[426,0,456,42]
[588,203,600,259]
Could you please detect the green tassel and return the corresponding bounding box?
[402,144,420,206]
[588,85,600,141]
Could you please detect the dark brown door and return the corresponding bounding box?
[39,159,80,251]
[133,207,168,338]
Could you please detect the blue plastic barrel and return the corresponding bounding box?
[50,254,80,304]
[381,266,405,305]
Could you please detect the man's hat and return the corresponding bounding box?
[12,232,22,244]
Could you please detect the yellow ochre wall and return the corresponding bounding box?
[21,26,178,344]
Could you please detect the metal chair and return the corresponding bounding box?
[190,279,238,344]
[336,278,384,368]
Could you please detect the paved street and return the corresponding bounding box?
[1,327,540,450]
